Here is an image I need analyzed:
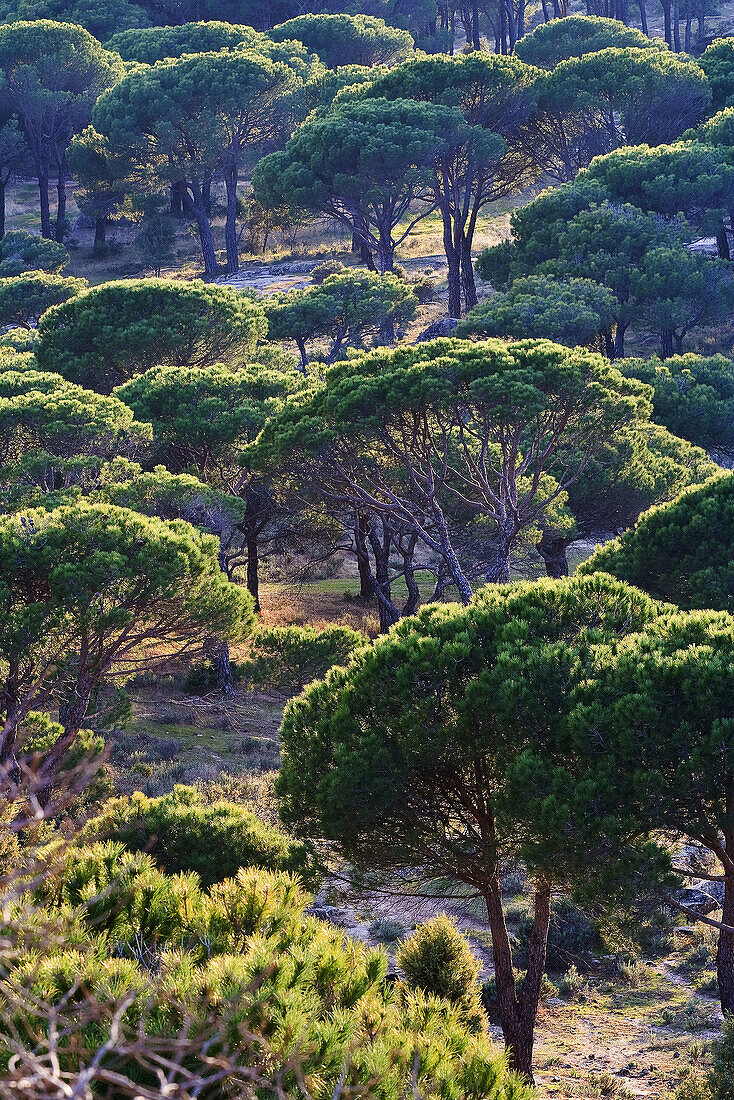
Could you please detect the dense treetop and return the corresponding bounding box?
[36,280,266,392]
[269,13,414,68]
[514,14,658,68]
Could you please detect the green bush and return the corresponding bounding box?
[514,899,603,971]
[3,850,529,1097]
[396,914,486,1031]
[81,785,310,887]
[246,624,366,693]
[710,1016,734,1100]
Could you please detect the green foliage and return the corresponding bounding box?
[709,1016,734,1100]
[397,915,486,1031]
[514,14,656,68]
[513,899,603,970]
[581,473,734,611]
[6,848,529,1099]
[81,785,308,887]
[0,272,86,330]
[253,96,460,272]
[270,13,414,68]
[475,183,726,357]
[134,209,176,276]
[246,624,365,692]
[457,276,616,347]
[265,270,417,366]
[36,279,266,392]
[115,362,297,473]
[0,502,254,767]
[583,143,734,230]
[0,0,149,41]
[700,37,734,112]
[622,353,734,457]
[106,20,263,61]
[539,47,710,153]
[277,572,660,879]
[0,231,69,276]
[0,21,123,236]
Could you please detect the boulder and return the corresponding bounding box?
[417,317,459,341]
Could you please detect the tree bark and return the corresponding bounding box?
[717,221,730,261]
[38,168,52,239]
[94,217,107,246]
[183,181,217,275]
[55,157,68,243]
[536,530,570,578]
[718,849,734,1012]
[224,163,239,275]
[0,180,6,240]
[367,519,400,633]
[355,513,374,602]
[460,233,478,313]
[246,532,260,613]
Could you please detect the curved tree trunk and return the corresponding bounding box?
[536,530,570,578]
[183,181,217,276]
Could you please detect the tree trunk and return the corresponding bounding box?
[515,880,553,1079]
[638,0,648,33]
[94,217,107,246]
[471,0,481,46]
[718,858,734,1013]
[247,532,260,613]
[717,221,730,261]
[401,534,420,617]
[485,521,514,584]
[0,180,6,240]
[460,233,478,313]
[171,181,185,218]
[483,874,524,1071]
[38,168,52,239]
[183,181,217,275]
[660,329,675,358]
[536,529,569,578]
[442,212,462,319]
[42,678,93,798]
[673,0,681,50]
[441,535,473,604]
[355,513,374,602]
[367,519,400,633]
[55,157,68,243]
[215,642,235,697]
[661,0,672,47]
[224,164,239,275]
[613,322,626,359]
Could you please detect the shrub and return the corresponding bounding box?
[5,852,529,1098]
[311,259,347,283]
[80,785,310,888]
[0,230,69,275]
[514,898,603,971]
[710,1015,734,1100]
[396,915,486,1031]
[246,624,366,693]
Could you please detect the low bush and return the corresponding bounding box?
[396,914,486,1031]
[246,623,366,693]
[80,785,310,887]
[3,847,530,1098]
[514,898,604,971]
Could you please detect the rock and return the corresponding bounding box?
[678,886,722,914]
[417,317,459,341]
[270,260,316,275]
